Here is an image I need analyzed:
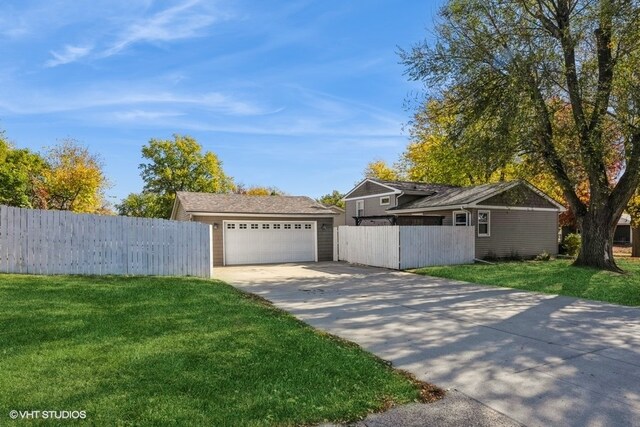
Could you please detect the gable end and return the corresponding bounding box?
[478,185,558,209]
[345,180,398,199]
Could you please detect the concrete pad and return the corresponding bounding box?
[216,262,640,427]
[347,391,523,427]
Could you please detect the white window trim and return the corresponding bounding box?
[380,196,390,206]
[355,200,365,217]
[477,210,491,237]
[453,210,469,226]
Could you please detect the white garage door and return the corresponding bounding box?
[223,221,317,265]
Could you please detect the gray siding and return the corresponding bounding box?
[345,194,398,225]
[192,215,334,266]
[174,200,190,221]
[333,210,346,226]
[392,208,559,259]
[472,209,559,259]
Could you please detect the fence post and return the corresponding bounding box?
[208,224,214,278]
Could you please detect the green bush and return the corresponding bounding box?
[563,233,581,257]
[535,251,551,261]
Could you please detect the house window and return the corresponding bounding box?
[380,196,390,206]
[477,210,490,237]
[453,211,469,226]
[356,200,365,217]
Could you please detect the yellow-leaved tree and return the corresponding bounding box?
[37,139,110,213]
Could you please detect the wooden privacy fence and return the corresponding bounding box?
[336,225,475,269]
[0,205,213,278]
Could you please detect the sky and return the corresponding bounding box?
[0,0,443,205]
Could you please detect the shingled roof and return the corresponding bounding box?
[389,181,520,211]
[370,179,459,195]
[175,192,336,215]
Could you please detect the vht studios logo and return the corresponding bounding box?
[9,410,86,420]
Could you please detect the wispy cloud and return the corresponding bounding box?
[43,0,230,67]
[109,109,185,121]
[0,86,270,117]
[45,44,93,67]
[103,0,221,57]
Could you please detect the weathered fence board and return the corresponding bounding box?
[0,205,212,278]
[336,225,475,269]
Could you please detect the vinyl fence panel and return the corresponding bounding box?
[336,225,475,270]
[399,226,475,269]
[337,225,400,269]
[0,205,212,278]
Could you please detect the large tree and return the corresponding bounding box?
[317,190,345,209]
[118,134,234,218]
[0,133,45,208]
[38,139,110,213]
[363,160,401,181]
[401,0,640,271]
[234,184,284,196]
[402,98,521,186]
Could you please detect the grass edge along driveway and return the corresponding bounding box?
[414,258,640,306]
[0,274,442,426]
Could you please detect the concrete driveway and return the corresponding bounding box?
[215,262,640,427]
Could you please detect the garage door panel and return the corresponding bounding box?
[224,221,316,265]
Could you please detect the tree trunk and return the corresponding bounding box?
[574,208,621,272]
[632,228,640,258]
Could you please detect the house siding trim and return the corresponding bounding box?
[389,204,562,214]
[344,191,397,201]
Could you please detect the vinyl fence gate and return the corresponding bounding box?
[0,205,213,278]
[335,225,475,269]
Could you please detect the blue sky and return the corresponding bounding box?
[0,0,442,204]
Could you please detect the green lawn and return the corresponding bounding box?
[414,258,640,306]
[0,275,440,426]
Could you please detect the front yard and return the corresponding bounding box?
[415,259,640,306]
[0,275,439,426]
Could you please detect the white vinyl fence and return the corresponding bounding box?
[336,225,400,269]
[336,225,475,269]
[0,205,213,278]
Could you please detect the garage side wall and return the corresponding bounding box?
[192,215,334,266]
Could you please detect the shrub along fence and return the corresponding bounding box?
[336,225,475,269]
[0,205,213,278]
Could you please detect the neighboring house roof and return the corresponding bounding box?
[387,180,565,212]
[326,205,345,213]
[173,192,337,217]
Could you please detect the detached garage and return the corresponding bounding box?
[171,192,337,266]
